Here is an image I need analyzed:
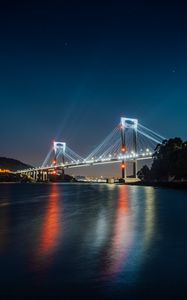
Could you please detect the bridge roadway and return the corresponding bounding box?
[16,153,152,174]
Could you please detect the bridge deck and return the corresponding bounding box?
[16,155,152,174]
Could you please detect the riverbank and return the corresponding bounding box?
[125,180,187,190]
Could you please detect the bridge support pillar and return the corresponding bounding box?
[120,122,127,181]
[133,160,137,178]
[43,171,48,182]
[40,171,44,182]
[133,122,138,178]
[32,172,35,181]
[47,170,49,181]
[61,168,65,180]
[121,160,127,181]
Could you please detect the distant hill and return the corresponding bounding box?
[0,157,32,172]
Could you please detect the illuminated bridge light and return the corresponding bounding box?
[0,169,12,173]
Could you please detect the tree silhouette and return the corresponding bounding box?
[138,138,187,181]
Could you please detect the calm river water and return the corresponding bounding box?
[0,183,187,299]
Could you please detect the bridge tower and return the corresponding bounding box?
[53,142,66,165]
[133,122,138,178]
[120,121,126,179]
[53,142,66,179]
[120,117,138,179]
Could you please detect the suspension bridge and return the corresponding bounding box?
[16,117,165,182]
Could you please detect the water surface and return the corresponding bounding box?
[0,183,187,299]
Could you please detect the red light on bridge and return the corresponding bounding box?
[121,163,126,169]
[53,170,57,175]
[121,147,126,152]
[53,160,56,165]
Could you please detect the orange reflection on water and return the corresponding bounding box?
[104,186,133,277]
[32,184,61,271]
[39,184,60,257]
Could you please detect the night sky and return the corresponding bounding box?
[0,0,187,175]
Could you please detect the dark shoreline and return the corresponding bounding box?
[125,181,187,190]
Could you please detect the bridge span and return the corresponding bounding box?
[16,117,165,182]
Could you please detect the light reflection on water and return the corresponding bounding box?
[144,188,155,249]
[32,184,62,270]
[100,186,156,282]
[0,184,156,279]
[2,183,181,299]
[102,185,133,279]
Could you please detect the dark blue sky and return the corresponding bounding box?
[0,0,187,169]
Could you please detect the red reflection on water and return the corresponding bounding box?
[103,186,133,278]
[38,184,60,258]
[31,184,61,271]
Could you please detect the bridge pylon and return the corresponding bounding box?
[52,141,66,179]
[133,124,138,178]
[53,141,66,165]
[120,117,138,180]
[120,121,126,180]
